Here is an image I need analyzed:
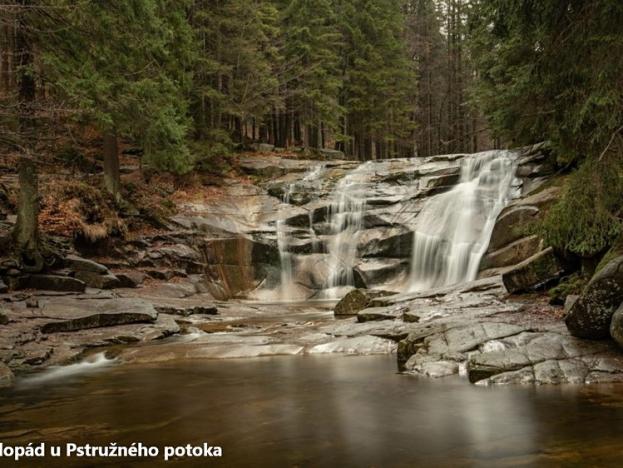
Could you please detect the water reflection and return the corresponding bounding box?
[1,355,623,467]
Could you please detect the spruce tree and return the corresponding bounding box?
[338,0,416,159]
[277,0,343,148]
[41,0,194,197]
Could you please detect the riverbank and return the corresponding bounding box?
[2,147,623,387]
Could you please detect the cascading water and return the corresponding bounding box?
[277,164,324,300]
[409,150,519,292]
[326,162,372,295]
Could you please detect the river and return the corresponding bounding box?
[1,354,623,467]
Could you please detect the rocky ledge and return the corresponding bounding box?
[344,276,623,385]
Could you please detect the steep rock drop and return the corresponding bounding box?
[408,150,519,291]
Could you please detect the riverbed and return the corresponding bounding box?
[2,354,623,467]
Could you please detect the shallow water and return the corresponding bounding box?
[1,355,623,467]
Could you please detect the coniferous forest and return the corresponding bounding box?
[1,2,623,467]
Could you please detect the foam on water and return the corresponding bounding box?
[409,150,519,291]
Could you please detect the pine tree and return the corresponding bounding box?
[277,0,343,148]
[189,0,281,154]
[469,0,623,257]
[41,0,194,198]
[338,0,416,160]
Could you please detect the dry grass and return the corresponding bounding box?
[39,178,125,241]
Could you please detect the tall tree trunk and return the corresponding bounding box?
[103,131,121,202]
[13,0,42,271]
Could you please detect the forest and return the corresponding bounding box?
[1,1,621,270]
[2,2,623,465]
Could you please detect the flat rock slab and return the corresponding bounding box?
[20,275,86,293]
[39,298,158,333]
[308,336,397,355]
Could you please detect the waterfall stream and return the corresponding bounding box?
[277,164,325,300]
[408,150,519,292]
[326,162,372,295]
[273,150,518,301]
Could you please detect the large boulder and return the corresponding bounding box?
[481,235,542,270]
[566,256,623,339]
[353,259,409,289]
[502,247,562,294]
[488,206,540,251]
[334,289,395,316]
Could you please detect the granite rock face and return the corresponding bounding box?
[334,289,395,316]
[565,256,623,339]
[502,248,563,294]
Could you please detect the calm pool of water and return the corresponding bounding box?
[1,355,623,467]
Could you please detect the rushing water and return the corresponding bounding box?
[2,355,623,467]
[326,162,372,294]
[409,150,519,292]
[277,164,324,300]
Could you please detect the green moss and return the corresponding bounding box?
[548,273,588,303]
[595,235,623,274]
[540,156,623,258]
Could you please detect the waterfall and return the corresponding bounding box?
[277,164,324,300]
[326,162,372,294]
[409,150,518,292]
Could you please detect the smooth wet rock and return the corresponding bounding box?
[488,206,540,251]
[75,271,121,289]
[308,336,397,355]
[0,278,7,293]
[566,256,623,339]
[293,254,332,290]
[353,259,408,289]
[481,235,542,270]
[40,298,158,333]
[502,248,562,294]
[358,228,413,258]
[334,289,395,316]
[65,255,109,274]
[20,274,86,293]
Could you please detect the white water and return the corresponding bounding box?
[277,164,325,300]
[409,150,519,292]
[18,353,116,387]
[326,162,372,294]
